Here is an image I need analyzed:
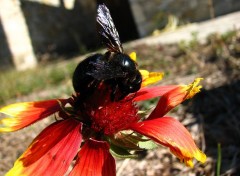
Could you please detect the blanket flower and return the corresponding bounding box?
[0,52,206,176]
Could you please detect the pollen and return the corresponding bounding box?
[89,99,139,135]
[182,78,203,99]
[73,83,139,135]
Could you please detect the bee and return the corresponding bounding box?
[72,3,142,101]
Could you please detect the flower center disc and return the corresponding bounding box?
[75,85,139,135]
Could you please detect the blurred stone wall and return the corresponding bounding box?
[0,0,137,70]
[1,0,240,69]
[0,0,97,70]
[0,0,37,70]
[129,0,240,36]
[20,0,97,58]
[0,20,13,68]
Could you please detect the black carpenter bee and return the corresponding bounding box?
[72,3,142,101]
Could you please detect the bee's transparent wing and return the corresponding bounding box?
[96,3,123,53]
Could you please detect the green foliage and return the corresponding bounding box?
[0,60,78,105]
[138,139,158,150]
[107,131,158,159]
[221,30,237,43]
[217,143,222,176]
[110,143,138,159]
[138,98,159,111]
[178,32,199,52]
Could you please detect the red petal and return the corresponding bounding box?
[0,99,69,132]
[134,85,178,102]
[69,139,116,176]
[149,79,202,119]
[129,117,206,167]
[6,119,82,176]
[148,86,185,118]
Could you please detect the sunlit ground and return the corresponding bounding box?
[0,30,240,175]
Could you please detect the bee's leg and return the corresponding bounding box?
[110,85,117,101]
[117,92,129,101]
[76,79,100,102]
[110,85,129,101]
[109,81,121,101]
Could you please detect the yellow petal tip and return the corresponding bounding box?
[0,118,15,132]
[129,52,137,62]
[140,70,164,87]
[185,159,194,168]
[183,78,203,99]
[184,149,207,167]
[195,150,207,164]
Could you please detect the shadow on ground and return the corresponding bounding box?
[185,79,240,175]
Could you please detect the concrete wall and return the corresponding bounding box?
[0,0,137,70]
[1,0,240,70]
[0,0,97,70]
[0,0,37,70]
[20,0,97,58]
[130,0,240,37]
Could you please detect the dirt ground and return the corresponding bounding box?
[1,30,240,175]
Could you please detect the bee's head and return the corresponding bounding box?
[110,53,142,93]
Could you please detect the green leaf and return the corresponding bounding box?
[108,135,142,150]
[121,132,149,142]
[217,143,222,176]
[110,144,138,159]
[138,140,158,150]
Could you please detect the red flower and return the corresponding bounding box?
[0,53,206,175]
